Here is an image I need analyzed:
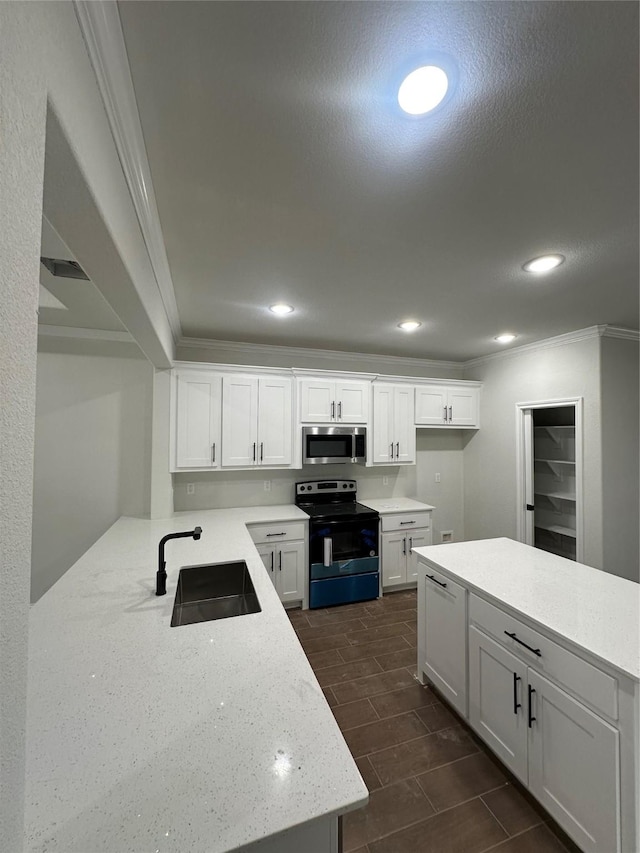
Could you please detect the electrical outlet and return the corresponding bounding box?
[441,530,453,543]
[435,473,441,483]
[264,480,271,492]
[382,475,389,486]
[186,483,195,495]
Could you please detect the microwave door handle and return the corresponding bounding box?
[323,537,333,567]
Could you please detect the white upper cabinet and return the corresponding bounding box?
[221,375,293,468]
[415,384,480,428]
[299,379,369,423]
[372,384,416,464]
[174,370,221,469]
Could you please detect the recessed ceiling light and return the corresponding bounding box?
[398,320,422,331]
[495,333,517,344]
[269,303,294,315]
[522,254,565,274]
[398,66,449,115]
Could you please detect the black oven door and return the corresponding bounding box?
[303,430,354,464]
[309,518,379,580]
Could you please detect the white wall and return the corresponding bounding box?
[0,3,174,846]
[173,430,465,546]
[31,347,153,602]
[463,336,604,569]
[600,336,639,581]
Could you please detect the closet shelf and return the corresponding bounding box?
[535,523,576,538]
[535,491,576,502]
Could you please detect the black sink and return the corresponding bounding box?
[171,560,261,627]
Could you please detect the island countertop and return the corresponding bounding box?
[412,537,640,681]
[24,506,368,853]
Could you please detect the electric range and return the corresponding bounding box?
[295,480,380,609]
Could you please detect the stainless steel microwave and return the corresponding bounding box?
[302,426,367,465]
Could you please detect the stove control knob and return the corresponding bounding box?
[350,483,355,488]
[343,483,348,489]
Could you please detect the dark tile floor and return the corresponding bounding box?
[288,589,581,853]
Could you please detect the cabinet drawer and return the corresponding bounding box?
[248,521,306,545]
[381,512,431,533]
[469,594,617,720]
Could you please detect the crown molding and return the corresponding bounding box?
[176,335,464,374]
[601,326,640,342]
[38,324,135,342]
[463,326,610,369]
[74,1,181,342]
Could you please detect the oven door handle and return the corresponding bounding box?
[323,537,333,567]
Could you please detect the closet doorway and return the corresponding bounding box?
[516,398,583,562]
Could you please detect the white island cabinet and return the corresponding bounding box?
[25,507,367,853]
[414,538,639,853]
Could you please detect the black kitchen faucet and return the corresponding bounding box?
[156,527,202,595]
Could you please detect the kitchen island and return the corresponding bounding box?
[413,537,640,853]
[24,507,368,853]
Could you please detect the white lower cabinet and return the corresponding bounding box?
[423,569,467,717]
[249,521,306,606]
[416,562,631,853]
[468,624,621,853]
[380,512,432,589]
[258,540,305,604]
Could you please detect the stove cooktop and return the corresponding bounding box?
[297,501,378,521]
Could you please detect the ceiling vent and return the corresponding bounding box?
[40,257,89,281]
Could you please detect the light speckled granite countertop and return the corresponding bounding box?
[358,497,435,514]
[25,506,367,853]
[413,537,639,681]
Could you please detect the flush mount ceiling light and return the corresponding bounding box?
[522,254,565,274]
[398,320,422,332]
[398,65,449,115]
[495,333,517,344]
[269,303,294,315]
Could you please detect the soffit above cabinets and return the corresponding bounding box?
[111,2,638,362]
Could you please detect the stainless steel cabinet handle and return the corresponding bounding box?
[331,401,335,419]
[396,442,399,458]
[338,401,342,419]
[449,405,452,421]
[211,443,216,464]
[252,442,256,462]
[444,406,448,422]
[260,442,264,462]
[279,551,282,571]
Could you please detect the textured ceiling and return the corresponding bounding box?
[119,1,639,361]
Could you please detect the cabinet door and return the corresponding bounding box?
[221,376,259,467]
[175,371,220,468]
[300,380,335,423]
[335,381,369,423]
[448,388,479,427]
[469,625,528,783]
[258,377,292,466]
[406,530,431,582]
[393,386,416,463]
[277,541,305,603]
[527,670,620,853]
[381,532,406,587]
[257,544,277,590]
[415,386,448,426]
[424,570,467,717]
[372,385,395,463]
